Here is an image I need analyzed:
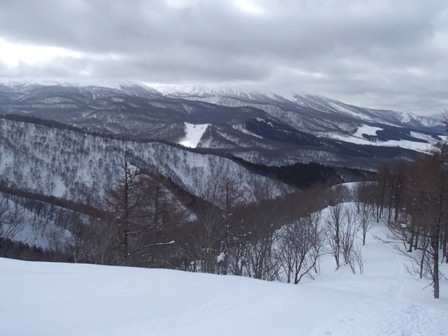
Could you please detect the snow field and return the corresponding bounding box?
[1,205,447,336]
[178,122,209,148]
[326,125,435,153]
[307,224,448,336]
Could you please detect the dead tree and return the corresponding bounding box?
[341,207,360,273]
[277,212,323,284]
[326,203,343,270]
[358,202,373,246]
[105,150,152,264]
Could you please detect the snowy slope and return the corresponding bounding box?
[324,124,437,153]
[160,86,442,130]
[0,117,290,206]
[0,194,73,249]
[1,221,447,336]
[178,122,209,148]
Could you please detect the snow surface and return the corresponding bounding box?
[328,101,366,119]
[52,176,67,197]
[354,125,383,138]
[325,125,435,153]
[178,122,209,148]
[232,124,263,139]
[1,218,447,336]
[410,131,436,142]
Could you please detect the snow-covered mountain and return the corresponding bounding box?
[0,83,444,170]
[1,83,447,333]
[0,116,290,207]
[160,85,443,130]
[0,113,294,251]
[0,82,445,251]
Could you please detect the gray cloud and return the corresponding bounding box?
[0,0,447,114]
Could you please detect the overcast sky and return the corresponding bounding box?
[0,0,447,115]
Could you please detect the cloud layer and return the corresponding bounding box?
[0,0,447,114]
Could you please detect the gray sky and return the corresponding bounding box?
[0,0,447,115]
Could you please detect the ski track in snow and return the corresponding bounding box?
[311,298,448,336]
[310,228,448,336]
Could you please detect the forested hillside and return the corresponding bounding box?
[0,85,446,301]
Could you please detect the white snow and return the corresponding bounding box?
[327,101,364,119]
[325,127,435,153]
[179,122,209,148]
[1,216,447,336]
[216,252,226,263]
[232,124,263,138]
[52,176,67,197]
[354,125,383,138]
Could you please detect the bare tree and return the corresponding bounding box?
[105,150,159,264]
[406,154,447,299]
[386,149,448,299]
[277,212,323,284]
[194,200,225,273]
[226,234,249,276]
[340,208,360,273]
[243,180,284,280]
[326,203,343,269]
[189,178,235,274]
[353,245,364,274]
[358,202,373,246]
[214,177,245,275]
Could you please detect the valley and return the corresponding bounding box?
[0,82,446,300]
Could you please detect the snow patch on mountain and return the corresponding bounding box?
[52,176,67,198]
[316,123,442,153]
[326,101,368,119]
[326,133,434,153]
[232,124,263,138]
[410,131,439,143]
[179,122,209,148]
[354,125,383,138]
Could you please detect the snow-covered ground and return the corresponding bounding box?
[178,122,209,148]
[1,221,447,336]
[353,125,383,138]
[325,125,437,153]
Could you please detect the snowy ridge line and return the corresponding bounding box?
[0,181,109,219]
[155,84,438,120]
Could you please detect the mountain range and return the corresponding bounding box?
[0,82,445,250]
[0,83,444,170]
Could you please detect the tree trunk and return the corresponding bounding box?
[443,229,447,263]
[432,234,440,299]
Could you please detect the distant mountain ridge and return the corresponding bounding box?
[0,82,444,171]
